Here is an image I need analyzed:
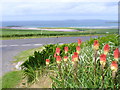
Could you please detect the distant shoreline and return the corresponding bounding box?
[1,26,118,31]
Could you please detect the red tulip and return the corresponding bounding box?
[64,56,68,62]
[110,61,118,72]
[46,59,50,65]
[74,52,78,55]
[114,48,119,61]
[78,39,82,46]
[64,47,68,54]
[104,44,110,55]
[73,52,79,61]
[100,54,106,67]
[76,46,80,54]
[93,40,99,50]
[72,55,75,64]
[56,47,60,55]
[56,56,61,64]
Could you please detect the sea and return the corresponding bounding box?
[1,20,118,28]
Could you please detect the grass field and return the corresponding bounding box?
[1,28,118,40]
[2,71,23,88]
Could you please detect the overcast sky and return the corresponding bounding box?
[1,0,119,21]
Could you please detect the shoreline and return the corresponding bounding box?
[1,26,118,32]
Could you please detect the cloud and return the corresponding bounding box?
[1,0,118,21]
[2,0,119,2]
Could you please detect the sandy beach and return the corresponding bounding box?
[1,26,117,32]
[1,27,79,32]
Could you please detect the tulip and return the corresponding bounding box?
[72,55,75,64]
[78,39,82,46]
[100,54,106,69]
[110,61,118,72]
[114,48,119,61]
[64,47,68,54]
[104,44,110,55]
[56,47,60,55]
[93,40,99,50]
[110,61,118,79]
[76,46,80,54]
[46,59,50,65]
[73,52,79,62]
[74,52,78,56]
[64,56,68,62]
[93,40,99,75]
[56,56,61,64]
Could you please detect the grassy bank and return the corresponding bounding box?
[1,28,118,40]
[2,71,23,88]
[13,46,44,63]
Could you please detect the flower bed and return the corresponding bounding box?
[21,34,119,88]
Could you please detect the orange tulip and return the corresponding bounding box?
[64,56,68,62]
[110,61,118,72]
[93,40,99,50]
[46,59,50,65]
[72,55,75,64]
[76,46,80,54]
[104,44,110,55]
[56,47,60,55]
[114,48,119,61]
[56,56,61,64]
[64,47,68,54]
[100,54,106,68]
[73,52,79,61]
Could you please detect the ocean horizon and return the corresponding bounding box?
[2,20,118,28]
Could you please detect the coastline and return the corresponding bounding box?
[1,26,118,32]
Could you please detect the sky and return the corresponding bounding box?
[1,0,119,21]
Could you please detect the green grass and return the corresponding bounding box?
[77,28,118,33]
[1,34,105,40]
[1,28,118,40]
[13,46,44,63]
[0,77,2,90]
[2,71,23,88]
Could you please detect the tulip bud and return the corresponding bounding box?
[56,56,61,64]
[114,48,119,61]
[76,46,80,54]
[73,52,78,61]
[56,47,60,55]
[100,54,106,68]
[72,55,75,64]
[104,44,110,55]
[110,61,118,72]
[46,59,50,65]
[64,56,68,62]
[93,40,99,50]
[64,47,68,54]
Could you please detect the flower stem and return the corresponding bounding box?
[94,50,97,76]
[112,71,117,89]
[101,69,104,88]
[58,64,62,78]
[73,61,78,83]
